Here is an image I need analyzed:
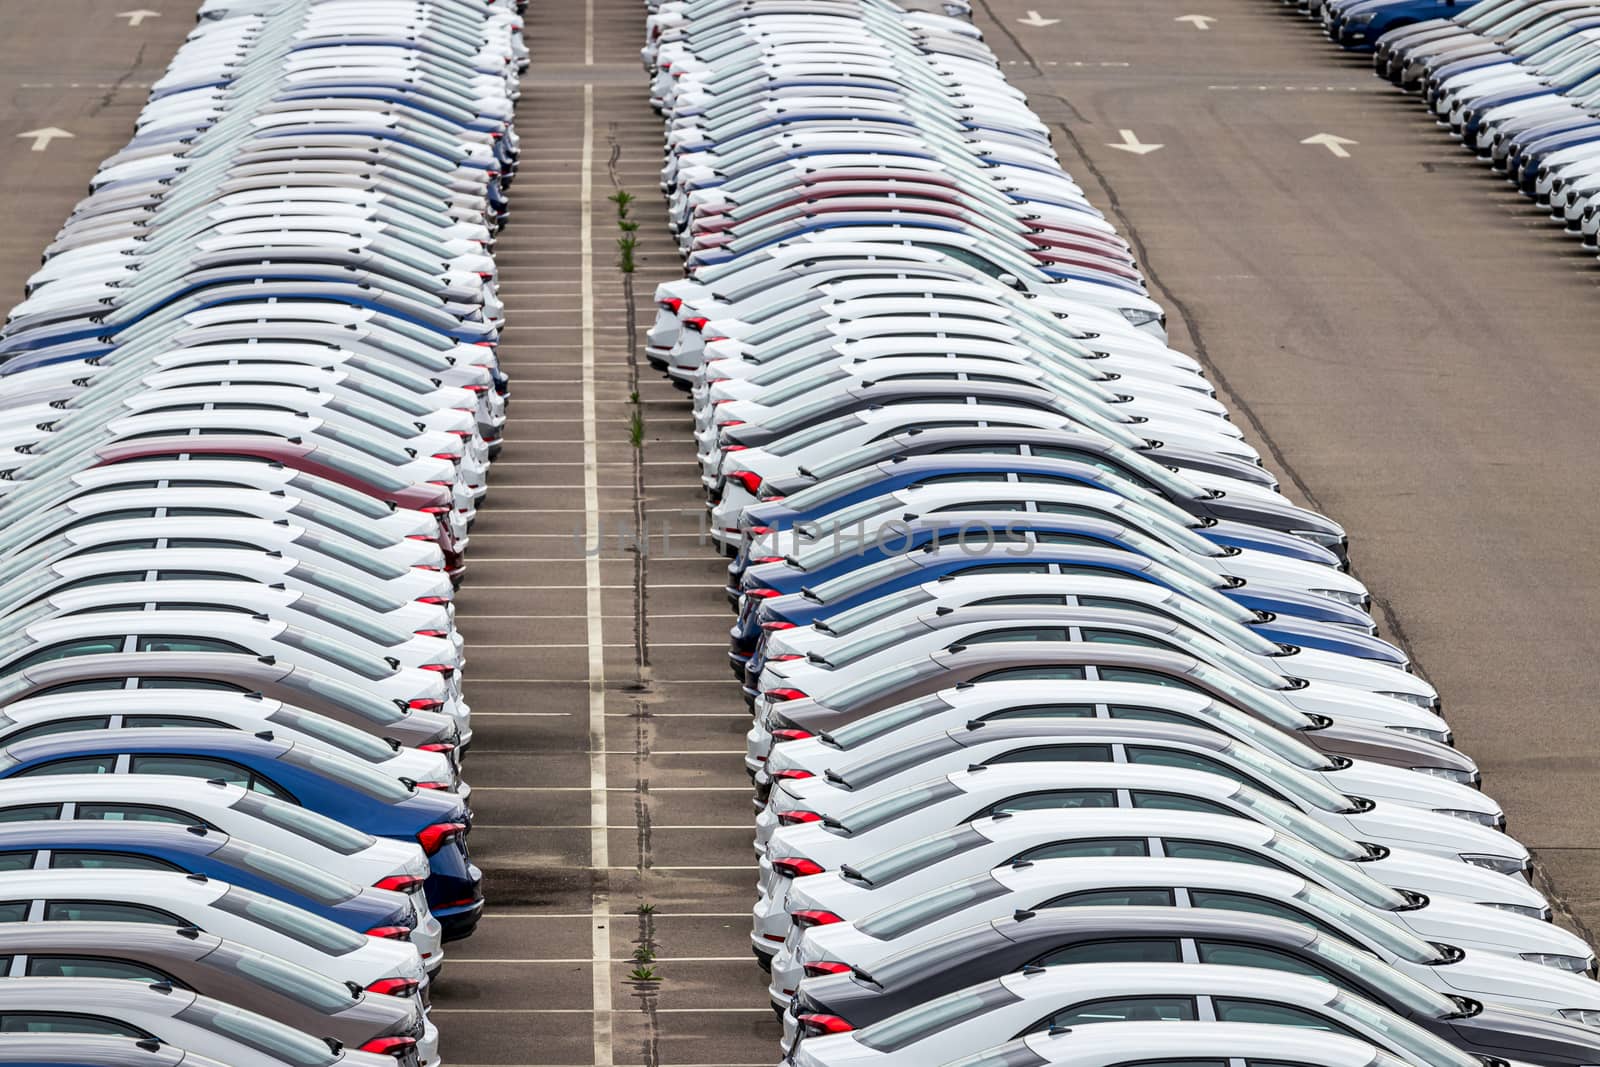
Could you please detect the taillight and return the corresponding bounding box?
[407,534,439,543]
[417,596,451,606]
[792,910,844,929]
[660,297,683,313]
[419,742,457,754]
[683,316,709,331]
[421,663,457,679]
[421,505,452,515]
[418,821,467,855]
[771,857,824,879]
[432,452,462,463]
[767,687,808,702]
[756,556,784,564]
[408,698,445,712]
[373,875,425,894]
[778,810,823,825]
[761,621,797,632]
[366,977,421,998]
[772,728,813,742]
[415,629,449,638]
[803,961,852,977]
[746,588,782,600]
[799,1013,854,1037]
[414,781,452,791]
[771,769,814,782]
[359,1036,419,1059]
[365,926,413,941]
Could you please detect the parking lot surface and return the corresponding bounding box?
[3,0,1600,1064]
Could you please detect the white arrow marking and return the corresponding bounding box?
[1301,132,1358,158]
[1106,128,1163,155]
[1175,14,1217,29]
[1018,10,1060,26]
[17,127,73,152]
[117,8,161,25]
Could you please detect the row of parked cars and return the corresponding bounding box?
[0,0,526,1064]
[1298,0,1600,250]
[641,1,1600,1066]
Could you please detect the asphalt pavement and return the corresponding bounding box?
[1,0,1599,1064]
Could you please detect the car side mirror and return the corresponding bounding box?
[998,272,1020,289]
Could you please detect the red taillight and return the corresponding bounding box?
[660,297,683,313]
[373,875,425,894]
[746,588,782,600]
[419,742,457,754]
[432,452,461,463]
[799,1013,854,1037]
[416,596,451,606]
[723,444,749,452]
[421,663,457,679]
[704,335,729,342]
[683,316,709,331]
[748,525,773,535]
[804,961,852,977]
[365,926,413,941]
[772,728,813,742]
[407,534,439,543]
[421,505,452,515]
[359,1036,419,1059]
[366,977,420,998]
[761,621,797,632]
[767,687,808,702]
[472,341,497,349]
[414,781,451,791]
[770,653,804,662]
[778,810,823,825]
[408,698,444,712]
[756,556,784,564]
[427,480,453,488]
[415,629,449,638]
[417,821,467,855]
[771,857,824,879]
[792,909,844,929]
[771,769,814,782]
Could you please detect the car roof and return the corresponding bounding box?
[0,919,221,958]
[1,725,294,764]
[0,819,229,854]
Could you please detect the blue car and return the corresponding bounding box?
[731,540,1402,671]
[1326,0,1483,51]
[0,821,413,939]
[0,728,483,940]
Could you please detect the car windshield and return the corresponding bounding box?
[849,824,989,892]
[286,562,405,614]
[270,706,396,763]
[1264,833,1405,910]
[857,869,1009,939]
[1294,883,1439,964]
[1227,784,1367,861]
[213,839,361,905]
[214,885,366,955]
[1191,664,1305,729]
[228,943,359,1013]
[288,474,391,519]
[284,672,407,728]
[274,627,393,681]
[839,777,963,835]
[280,743,414,802]
[765,414,862,457]
[290,594,410,647]
[854,978,1021,1053]
[823,660,933,711]
[230,791,376,854]
[1222,741,1354,813]
[1308,934,1460,1017]
[825,694,953,749]
[1192,700,1323,769]
[800,437,904,484]
[1327,992,1480,1067]
[823,621,928,668]
[808,553,922,604]
[779,464,894,513]
[175,1000,338,1067]
[293,531,408,580]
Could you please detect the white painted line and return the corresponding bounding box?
[579,81,613,1067]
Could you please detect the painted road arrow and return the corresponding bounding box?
[1018,10,1060,26]
[1175,14,1217,29]
[1106,129,1163,155]
[17,127,73,152]
[1302,132,1358,157]
[117,8,161,25]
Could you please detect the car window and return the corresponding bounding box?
[1130,791,1238,817]
[854,979,1022,1054]
[0,804,62,822]
[982,790,1116,818]
[123,715,229,730]
[1010,839,1149,863]
[0,855,33,873]
[17,755,118,777]
[974,667,1088,682]
[1035,996,1197,1029]
[1040,888,1176,908]
[51,851,184,873]
[44,901,182,925]
[128,755,291,800]
[959,627,1070,646]
[135,636,253,655]
[77,804,207,826]
[3,718,112,743]
[1190,890,1342,939]
[1033,939,1182,966]
[1195,941,1349,989]
[137,678,247,693]
[978,704,1097,722]
[1,638,127,676]
[1214,998,1357,1035]
[0,1013,150,1037]
[982,744,1114,766]
[0,902,25,922]
[26,956,177,984]
[1126,747,1262,793]
[1163,840,1281,870]
[214,887,365,955]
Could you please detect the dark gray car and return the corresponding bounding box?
[0,922,423,1053]
[791,906,1600,1065]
